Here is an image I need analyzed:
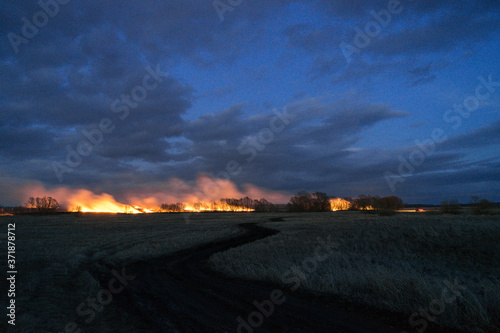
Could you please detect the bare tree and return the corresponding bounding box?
[353,195,380,210]
[288,191,330,212]
[160,202,186,212]
[470,196,492,215]
[254,198,276,212]
[378,196,403,211]
[26,197,36,210]
[25,196,59,213]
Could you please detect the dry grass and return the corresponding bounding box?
[0,213,251,333]
[2,212,499,332]
[208,212,500,332]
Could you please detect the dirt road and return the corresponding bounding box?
[102,223,404,332]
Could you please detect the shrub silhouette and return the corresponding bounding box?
[470,196,493,215]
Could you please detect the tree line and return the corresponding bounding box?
[159,193,404,213]
[9,193,493,215]
[288,192,403,212]
[441,196,494,215]
[160,197,276,212]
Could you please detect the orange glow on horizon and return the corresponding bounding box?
[18,176,290,214]
[70,201,256,214]
[71,202,156,214]
[182,202,255,213]
[330,198,352,211]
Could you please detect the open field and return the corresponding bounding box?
[0,213,247,332]
[0,212,498,332]
[209,212,500,332]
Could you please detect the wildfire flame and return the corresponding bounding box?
[62,191,157,214]
[183,202,255,212]
[73,204,154,214]
[17,176,289,214]
[330,198,352,211]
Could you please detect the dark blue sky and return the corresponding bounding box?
[0,0,499,205]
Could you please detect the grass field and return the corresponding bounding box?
[208,212,500,332]
[1,212,499,332]
[0,213,249,332]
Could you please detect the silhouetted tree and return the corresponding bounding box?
[26,197,35,209]
[240,197,254,210]
[25,196,59,214]
[288,191,330,212]
[377,196,403,211]
[254,198,276,212]
[288,191,312,212]
[353,195,379,210]
[160,202,186,212]
[470,196,492,215]
[74,205,82,213]
[220,197,256,211]
[311,192,331,211]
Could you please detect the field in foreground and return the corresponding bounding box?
[0,213,246,332]
[209,212,500,332]
[0,212,498,332]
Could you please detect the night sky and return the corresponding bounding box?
[0,0,499,206]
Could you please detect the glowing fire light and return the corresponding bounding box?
[23,187,157,214]
[330,198,352,211]
[19,176,290,214]
[72,203,155,214]
[183,201,255,212]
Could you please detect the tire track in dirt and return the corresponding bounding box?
[97,222,403,332]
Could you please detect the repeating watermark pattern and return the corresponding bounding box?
[236,235,339,333]
[401,279,466,333]
[59,267,135,333]
[385,74,499,192]
[340,0,411,64]
[213,0,243,21]
[51,65,168,182]
[181,106,295,224]
[7,0,72,54]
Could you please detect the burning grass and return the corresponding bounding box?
[208,212,500,332]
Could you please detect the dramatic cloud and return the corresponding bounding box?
[0,0,498,205]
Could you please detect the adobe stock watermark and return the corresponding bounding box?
[385,74,499,192]
[340,0,412,64]
[401,279,466,333]
[181,106,295,224]
[51,65,168,182]
[213,0,243,21]
[7,0,72,54]
[58,267,135,333]
[236,235,339,333]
